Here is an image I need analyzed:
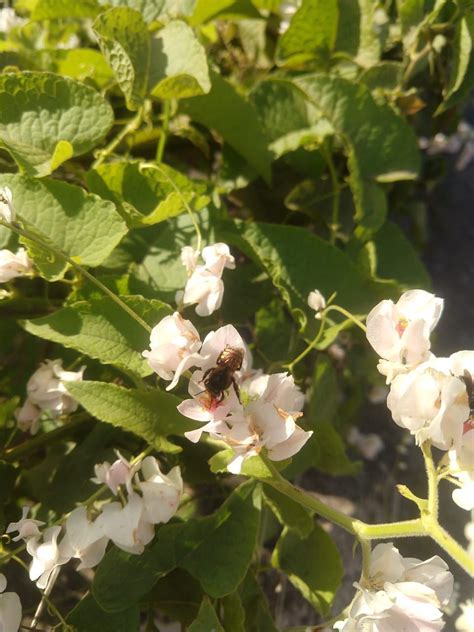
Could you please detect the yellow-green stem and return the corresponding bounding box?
[421,441,438,518]
[286,314,327,372]
[93,107,144,168]
[324,305,367,332]
[156,100,171,163]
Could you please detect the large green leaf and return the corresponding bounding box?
[290,74,420,233]
[93,7,150,111]
[0,72,114,176]
[97,0,166,23]
[86,161,209,227]
[188,599,225,632]
[181,72,273,182]
[438,11,474,112]
[66,594,140,632]
[53,49,114,88]
[149,20,211,99]
[22,296,171,377]
[66,381,198,451]
[218,219,388,336]
[31,0,101,19]
[277,0,339,64]
[262,485,314,537]
[191,0,260,24]
[272,524,343,615]
[239,572,278,632]
[0,174,127,280]
[93,481,261,610]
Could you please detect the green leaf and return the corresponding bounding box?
[86,161,209,227]
[66,381,198,451]
[22,295,171,377]
[149,20,211,99]
[277,0,339,65]
[371,221,431,288]
[0,72,114,177]
[54,49,114,87]
[188,598,225,632]
[315,420,359,475]
[191,0,260,24]
[221,592,246,632]
[217,219,388,336]
[0,174,127,280]
[66,593,140,632]
[93,7,150,111]
[32,0,101,19]
[262,485,314,537]
[271,524,343,615]
[239,572,278,632]
[291,73,420,232]
[151,569,203,625]
[182,72,273,182]
[354,0,384,67]
[97,0,166,23]
[396,0,424,35]
[438,12,474,112]
[93,481,261,610]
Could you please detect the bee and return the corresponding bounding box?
[461,370,474,428]
[201,346,244,403]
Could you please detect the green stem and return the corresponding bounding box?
[421,516,474,576]
[156,100,171,163]
[421,441,438,518]
[140,163,202,252]
[2,414,90,462]
[286,314,327,372]
[93,107,144,168]
[2,221,152,334]
[324,305,367,333]
[360,539,372,580]
[357,519,425,539]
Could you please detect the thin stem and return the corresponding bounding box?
[286,314,327,372]
[421,441,438,518]
[156,100,171,163]
[1,221,152,334]
[360,539,372,580]
[93,107,144,168]
[140,163,202,252]
[357,519,426,540]
[422,516,474,576]
[2,414,90,462]
[324,305,367,333]
[31,565,60,629]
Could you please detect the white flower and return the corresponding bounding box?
[366,290,444,378]
[347,427,384,460]
[224,403,312,474]
[448,428,474,510]
[59,507,109,570]
[307,289,326,319]
[27,526,71,589]
[142,312,202,389]
[14,399,41,435]
[178,243,235,317]
[97,492,154,555]
[0,248,32,283]
[0,8,25,33]
[465,521,474,558]
[456,599,474,632]
[335,543,453,632]
[6,506,44,542]
[201,243,235,277]
[91,452,139,495]
[181,268,225,317]
[25,359,85,418]
[0,574,22,632]
[136,458,183,524]
[387,358,469,450]
[0,186,14,223]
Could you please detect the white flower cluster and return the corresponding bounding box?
[15,359,85,435]
[144,317,312,474]
[419,120,474,171]
[366,290,474,511]
[6,456,182,589]
[0,573,22,632]
[335,543,453,631]
[176,243,235,317]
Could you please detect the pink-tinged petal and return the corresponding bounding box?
[178,398,214,422]
[166,352,203,391]
[267,428,313,461]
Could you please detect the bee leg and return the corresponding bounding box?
[231,378,242,404]
[201,368,212,384]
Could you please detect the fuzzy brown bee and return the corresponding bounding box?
[202,346,244,403]
[461,370,474,426]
